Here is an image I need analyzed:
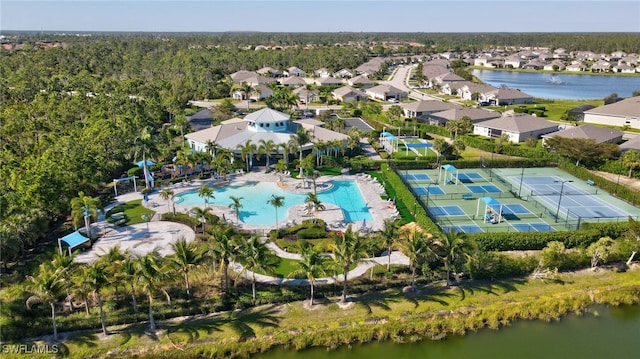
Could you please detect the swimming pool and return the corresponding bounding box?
[173,180,372,226]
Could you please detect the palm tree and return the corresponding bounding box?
[136,251,172,331]
[130,126,158,190]
[170,238,207,299]
[378,219,400,271]
[229,196,244,224]
[435,229,476,287]
[304,192,325,215]
[330,224,368,303]
[292,126,313,177]
[49,251,77,311]
[387,104,404,119]
[159,188,175,214]
[267,194,285,232]
[84,260,110,335]
[205,140,219,158]
[398,225,434,292]
[192,206,214,233]
[238,236,278,304]
[621,150,640,178]
[210,231,238,292]
[288,243,328,306]
[70,191,102,238]
[26,264,66,340]
[239,82,254,109]
[258,139,276,170]
[101,245,126,303]
[121,255,139,312]
[278,141,295,164]
[236,139,257,172]
[197,183,214,208]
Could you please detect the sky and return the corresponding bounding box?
[1,0,639,33]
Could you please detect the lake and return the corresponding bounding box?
[471,69,640,100]
[254,305,640,359]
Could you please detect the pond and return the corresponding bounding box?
[471,69,640,100]
[253,304,640,358]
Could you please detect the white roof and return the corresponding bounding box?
[243,108,290,123]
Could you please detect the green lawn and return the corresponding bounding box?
[257,257,356,278]
[105,199,155,225]
[506,99,604,121]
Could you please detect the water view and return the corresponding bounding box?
[471,69,640,100]
[255,305,640,359]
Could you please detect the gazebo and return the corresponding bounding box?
[112,176,139,197]
[438,164,460,185]
[476,196,504,224]
[379,131,399,154]
[58,231,90,255]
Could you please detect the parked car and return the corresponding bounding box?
[388,98,399,103]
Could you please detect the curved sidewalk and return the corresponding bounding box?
[231,248,409,286]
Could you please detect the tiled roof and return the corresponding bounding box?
[475,114,557,133]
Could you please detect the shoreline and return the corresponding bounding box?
[9,265,640,359]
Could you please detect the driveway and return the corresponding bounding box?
[380,65,440,101]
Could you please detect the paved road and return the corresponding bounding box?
[380,65,441,102]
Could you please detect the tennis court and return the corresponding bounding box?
[512,175,627,219]
[402,173,432,181]
[453,172,487,183]
[428,205,467,217]
[414,185,445,196]
[467,184,502,194]
[442,224,484,234]
[510,222,556,232]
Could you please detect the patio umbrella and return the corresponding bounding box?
[136,159,155,167]
[362,219,367,230]
[222,213,226,222]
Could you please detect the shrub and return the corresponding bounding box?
[296,227,327,240]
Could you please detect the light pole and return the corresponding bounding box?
[518,167,525,198]
[425,182,436,209]
[554,180,573,223]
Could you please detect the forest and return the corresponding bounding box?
[1,31,638,266]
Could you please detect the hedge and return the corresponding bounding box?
[381,163,440,234]
[468,221,630,251]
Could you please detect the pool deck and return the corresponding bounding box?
[144,170,399,233]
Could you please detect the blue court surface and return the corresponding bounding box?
[402,173,431,181]
[467,185,502,194]
[443,224,484,234]
[510,222,556,232]
[454,172,486,183]
[414,186,445,196]
[490,203,532,215]
[429,205,466,216]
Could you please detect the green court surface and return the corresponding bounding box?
[399,167,640,233]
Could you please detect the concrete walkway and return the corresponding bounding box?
[233,241,409,286]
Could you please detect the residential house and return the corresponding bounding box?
[366,84,408,101]
[400,100,461,119]
[332,86,368,103]
[591,60,611,72]
[619,136,640,153]
[286,66,306,77]
[458,83,497,101]
[314,67,330,78]
[473,56,491,67]
[473,114,558,143]
[427,107,501,126]
[230,70,259,84]
[505,54,525,69]
[541,125,623,145]
[566,104,597,121]
[613,63,636,73]
[315,77,344,87]
[583,96,640,129]
[347,75,374,88]
[481,88,533,106]
[243,75,277,87]
[543,60,566,71]
[333,68,355,78]
[279,76,307,87]
[522,59,546,70]
[249,84,273,101]
[293,87,319,104]
[441,81,469,96]
[566,62,587,72]
[256,67,282,77]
